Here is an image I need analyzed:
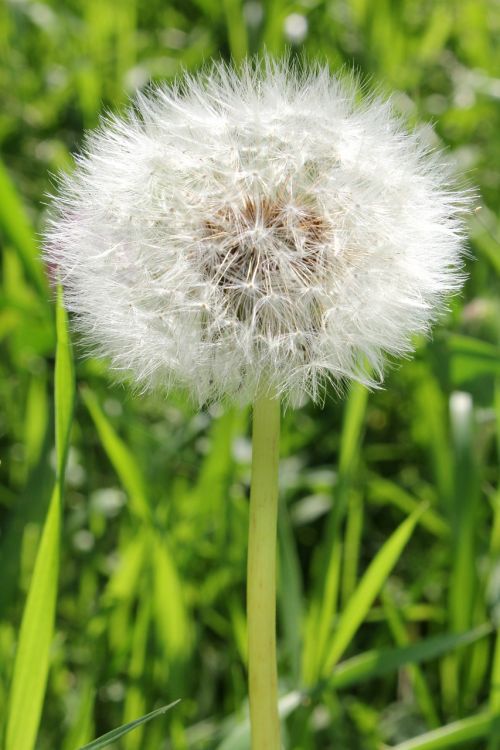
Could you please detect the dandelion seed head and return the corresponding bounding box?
[45,58,471,406]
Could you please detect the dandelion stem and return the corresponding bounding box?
[247,394,281,750]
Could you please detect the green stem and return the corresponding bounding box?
[247,394,281,750]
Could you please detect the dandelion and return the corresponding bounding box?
[44,58,470,750]
[45,59,468,408]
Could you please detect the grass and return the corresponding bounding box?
[0,0,499,748]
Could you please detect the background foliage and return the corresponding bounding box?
[1,0,500,748]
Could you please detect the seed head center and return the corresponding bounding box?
[203,195,327,291]
[199,194,329,334]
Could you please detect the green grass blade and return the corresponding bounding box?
[55,287,75,477]
[77,701,180,750]
[23,373,49,477]
[446,391,479,712]
[341,490,364,605]
[328,624,491,691]
[62,680,95,750]
[389,712,493,750]
[223,0,248,63]
[338,382,369,478]
[488,379,500,750]
[446,335,500,384]
[323,505,424,673]
[0,158,47,296]
[368,478,449,539]
[6,288,74,750]
[151,532,191,662]
[261,0,286,53]
[192,407,242,548]
[103,536,148,657]
[303,383,368,683]
[82,388,190,664]
[381,589,439,728]
[473,225,500,275]
[415,374,453,512]
[303,541,342,684]
[449,393,478,605]
[81,387,150,521]
[278,496,304,683]
[5,485,61,750]
[490,599,500,750]
[102,535,147,605]
[122,596,151,750]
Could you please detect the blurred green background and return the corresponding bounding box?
[1,0,500,748]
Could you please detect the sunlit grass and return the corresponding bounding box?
[1,0,499,748]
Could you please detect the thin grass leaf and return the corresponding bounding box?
[223,0,248,62]
[303,540,342,684]
[78,701,181,750]
[278,496,304,683]
[23,373,49,477]
[341,490,364,605]
[82,388,190,663]
[368,478,449,538]
[446,335,500,384]
[488,378,500,750]
[81,387,150,521]
[104,536,149,657]
[446,391,479,713]
[189,0,223,16]
[261,0,286,53]
[473,227,500,276]
[192,407,242,548]
[123,596,151,750]
[62,680,95,750]
[490,619,500,750]
[6,288,74,750]
[417,4,452,60]
[323,505,424,674]
[152,532,191,662]
[5,485,61,750]
[102,535,147,606]
[303,383,368,683]
[0,158,47,296]
[328,623,491,691]
[338,382,369,478]
[382,589,439,728]
[55,287,75,477]
[388,712,494,750]
[415,374,453,512]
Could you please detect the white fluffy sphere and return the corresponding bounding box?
[45,59,470,406]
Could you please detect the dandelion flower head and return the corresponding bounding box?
[45,58,469,406]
